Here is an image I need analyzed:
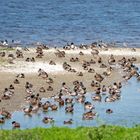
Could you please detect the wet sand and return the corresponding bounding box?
[0,46,140,112]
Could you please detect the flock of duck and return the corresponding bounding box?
[0,42,140,129]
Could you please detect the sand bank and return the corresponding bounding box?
[0,46,140,112]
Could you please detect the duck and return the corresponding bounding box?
[82,110,96,120]
[49,60,56,65]
[12,121,20,128]
[42,117,54,124]
[94,73,104,82]
[91,49,99,56]
[102,85,107,93]
[106,109,113,114]
[32,104,40,113]
[79,51,84,55]
[55,49,65,57]
[104,96,115,102]
[76,95,85,103]
[46,78,54,84]
[0,117,5,123]
[95,87,101,94]
[25,82,33,89]
[84,101,94,110]
[39,87,46,93]
[64,119,73,124]
[0,108,11,119]
[69,91,77,97]
[47,86,53,91]
[9,84,15,93]
[91,80,95,87]
[50,104,58,111]
[25,87,34,95]
[92,95,101,102]
[117,82,122,89]
[0,52,5,57]
[65,104,74,113]
[16,73,25,78]
[65,98,73,104]
[88,68,95,73]
[2,88,12,96]
[97,57,102,63]
[73,80,79,86]
[76,72,83,76]
[54,95,64,106]
[13,79,20,84]
[90,59,96,64]
[38,69,48,79]
[130,57,137,62]
[108,54,116,65]
[100,63,107,68]
[1,94,10,100]
[30,96,38,105]
[103,67,112,77]
[31,57,35,62]
[23,105,33,115]
[42,101,51,112]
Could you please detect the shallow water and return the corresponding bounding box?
[0,0,140,46]
[1,76,140,130]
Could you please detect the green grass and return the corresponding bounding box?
[1,125,140,140]
[0,47,14,51]
[0,58,7,65]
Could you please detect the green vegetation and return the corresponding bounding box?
[0,125,140,140]
[0,58,7,65]
[0,47,14,51]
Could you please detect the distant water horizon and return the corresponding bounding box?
[0,0,140,47]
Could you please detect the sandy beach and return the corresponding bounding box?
[0,46,140,112]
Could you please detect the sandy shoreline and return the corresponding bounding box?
[0,46,140,112]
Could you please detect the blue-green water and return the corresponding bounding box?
[0,0,140,46]
[1,77,140,129]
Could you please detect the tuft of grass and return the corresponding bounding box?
[0,58,7,65]
[0,47,14,51]
[1,125,140,140]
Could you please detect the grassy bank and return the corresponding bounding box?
[0,125,140,140]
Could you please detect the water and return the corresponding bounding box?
[1,77,140,129]
[0,0,140,47]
